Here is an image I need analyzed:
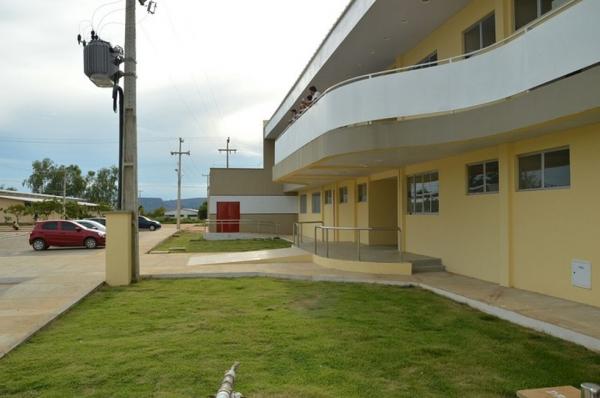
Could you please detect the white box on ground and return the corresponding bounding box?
[571,259,591,289]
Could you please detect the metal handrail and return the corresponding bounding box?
[293,221,323,246]
[275,0,580,139]
[207,219,280,234]
[314,225,401,261]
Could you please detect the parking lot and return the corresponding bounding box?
[0,225,176,358]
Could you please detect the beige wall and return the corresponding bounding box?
[394,0,514,68]
[404,146,502,283]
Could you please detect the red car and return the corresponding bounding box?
[29,220,106,251]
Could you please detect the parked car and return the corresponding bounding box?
[75,219,106,232]
[29,220,106,251]
[86,217,106,226]
[139,216,161,231]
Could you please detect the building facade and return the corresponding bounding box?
[208,140,297,235]
[213,0,600,307]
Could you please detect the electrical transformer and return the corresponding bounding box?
[83,39,122,88]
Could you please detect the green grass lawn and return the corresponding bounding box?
[152,231,291,253]
[1,279,599,397]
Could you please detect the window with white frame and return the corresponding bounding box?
[407,172,439,214]
[357,183,368,202]
[464,13,496,55]
[311,192,321,214]
[514,0,553,30]
[339,186,348,204]
[324,190,333,205]
[467,160,499,194]
[518,148,570,190]
[299,194,307,213]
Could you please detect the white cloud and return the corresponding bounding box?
[0,0,350,198]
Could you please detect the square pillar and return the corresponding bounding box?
[105,211,133,286]
[498,144,514,287]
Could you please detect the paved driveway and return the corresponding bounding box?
[0,226,176,358]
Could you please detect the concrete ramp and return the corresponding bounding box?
[187,247,312,267]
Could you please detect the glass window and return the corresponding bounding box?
[415,51,438,69]
[518,148,570,190]
[515,0,554,30]
[42,221,58,230]
[299,194,307,214]
[339,187,348,204]
[311,193,321,214]
[324,190,333,205]
[407,172,439,214]
[61,222,77,231]
[464,13,496,54]
[468,160,499,194]
[357,183,368,202]
[543,148,570,188]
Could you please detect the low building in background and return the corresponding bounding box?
[164,208,199,219]
[0,189,98,224]
[208,139,297,235]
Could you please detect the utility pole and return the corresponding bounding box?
[62,168,67,220]
[123,0,140,281]
[171,137,190,231]
[202,173,210,196]
[218,137,237,168]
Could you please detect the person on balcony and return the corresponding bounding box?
[309,86,321,101]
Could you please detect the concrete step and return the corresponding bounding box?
[411,257,445,273]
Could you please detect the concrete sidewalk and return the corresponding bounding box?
[0,225,177,359]
[142,258,600,352]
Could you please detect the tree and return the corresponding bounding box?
[23,159,87,198]
[198,201,207,220]
[0,184,17,191]
[148,206,165,219]
[29,200,62,220]
[85,166,118,207]
[65,201,90,219]
[3,204,27,223]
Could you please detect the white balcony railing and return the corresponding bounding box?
[275,0,599,164]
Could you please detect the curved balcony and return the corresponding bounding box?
[274,0,600,179]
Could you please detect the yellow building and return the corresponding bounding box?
[215,0,600,308]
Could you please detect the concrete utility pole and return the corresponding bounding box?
[62,168,67,220]
[202,173,210,196]
[123,0,140,281]
[171,137,190,231]
[218,137,237,168]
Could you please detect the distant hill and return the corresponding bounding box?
[139,197,206,212]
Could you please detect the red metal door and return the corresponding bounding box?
[216,202,240,233]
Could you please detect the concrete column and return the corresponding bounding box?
[397,168,407,253]
[105,212,133,286]
[498,144,514,287]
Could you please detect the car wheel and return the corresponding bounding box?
[84,237,97,249]
[32,238,47,251]
[149,225,156,231]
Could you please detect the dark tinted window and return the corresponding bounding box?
[61,222,77,231]
[42,221,58,230]
[464,14,496,54]
[544,149,570,188]
[519,153,543,189]
[515,0,554,30]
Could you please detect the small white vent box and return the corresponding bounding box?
[571,260,591,289]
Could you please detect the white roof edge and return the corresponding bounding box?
[263,0,376,139]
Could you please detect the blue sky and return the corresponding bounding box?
[0,0,348,199]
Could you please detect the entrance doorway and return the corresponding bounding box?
[369,177,398,246]
[216,202,240,233]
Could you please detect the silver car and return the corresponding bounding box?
[76,219,107,232]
